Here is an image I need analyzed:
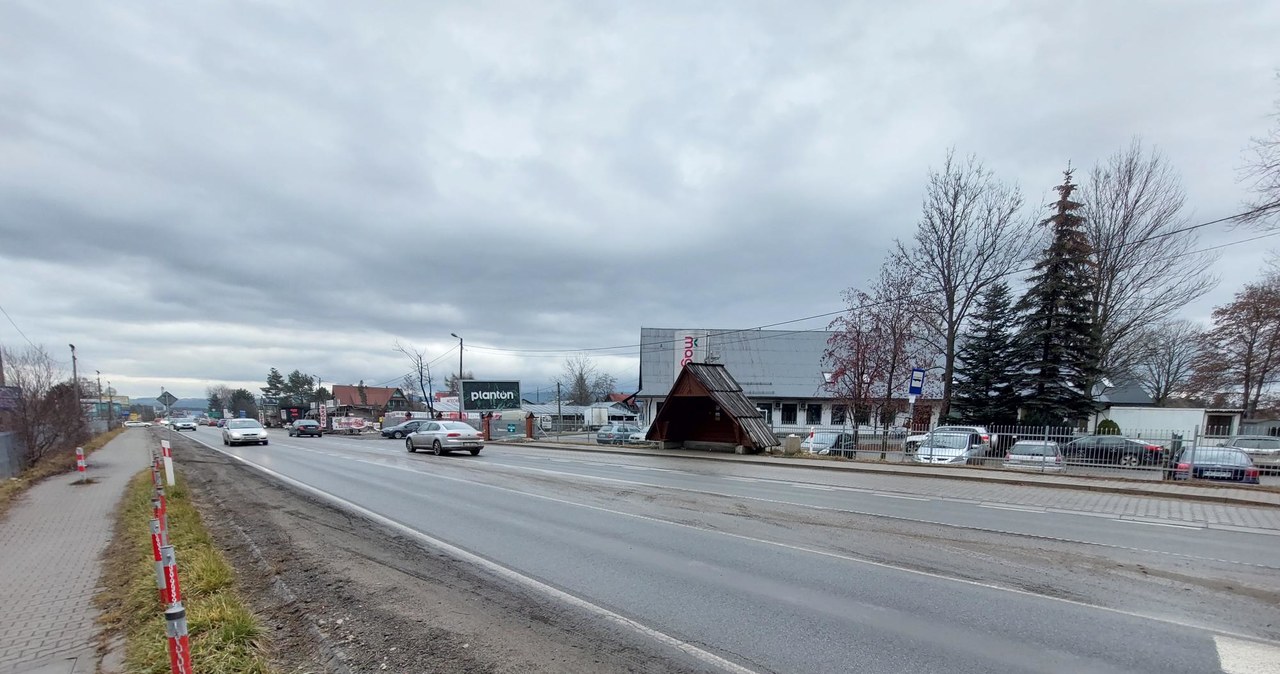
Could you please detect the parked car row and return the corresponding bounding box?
[596,423,644,445]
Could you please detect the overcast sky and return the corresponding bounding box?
[1,1,1278,400]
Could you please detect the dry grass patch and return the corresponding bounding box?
[0,426,124,519]
[96,470,275,674]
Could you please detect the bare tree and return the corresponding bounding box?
[1081,139,1218,378]
[206,384,234,414]
[825,264,937,445]
[1239,72,1280,226]
[559,354,616,406]
[1131,319,1203,406]
[1193,276,1280,418]
[394,341,436,414]
[0,345,86,467]
[893,149,1029,420]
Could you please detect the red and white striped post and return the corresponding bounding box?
[75,447,86,482]
[151,496,168,546]
[164,603,193,674]
[160,544,182,606]
[150,518,167,603]
[161,440,175,487]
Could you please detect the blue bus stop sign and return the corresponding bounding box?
[908,368,926,396]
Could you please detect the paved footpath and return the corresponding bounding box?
[0,431,149,674]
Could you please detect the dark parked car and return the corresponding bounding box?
[287,419,323,437]
[801,431,859,457]
[1063,435,1165,467]
[1163,447,1261,484]
[381,419,429,439]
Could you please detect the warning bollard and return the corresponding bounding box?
[150,519,167,603]
[160,544,182,606]
[75,447,86,482]
[164,603,194,674]
[152,496,168,546]
[161,440,175,487]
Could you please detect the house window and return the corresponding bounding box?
[1205,415,1233,437]
[781,403,797,425]
[757,405,773,425]
[806,404,822,425]
[831,405,847,425]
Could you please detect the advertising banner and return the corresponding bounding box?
[460,380,521,412]
[673,329,708,380]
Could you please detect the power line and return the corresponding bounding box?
[461,207,1278,358]
[0,302,38,349]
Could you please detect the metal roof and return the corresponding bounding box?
[680,363,779,449]
[639,327,836,399]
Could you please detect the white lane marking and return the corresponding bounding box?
[1216,635,1280,673]
[872,493,929,501]
[1114,519,1203,530]
[192,440,760,674]
[339,455,1280,648]
[795,484,835,491]
[723,477,762,482]
[979,505,1045,514]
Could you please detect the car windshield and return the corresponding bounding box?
[440,422,473,431]
[805,433,838,445]
[297,421,317,426]
[1011,442,1054,456]
[926,434,969,449]
[227,420,262,429]
[1191,450,1250,466]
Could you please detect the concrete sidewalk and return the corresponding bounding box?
[0,431,149,674]
[495,439,1280,509]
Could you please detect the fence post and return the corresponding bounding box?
[164,603,193,674]
[1190,424,1200,482]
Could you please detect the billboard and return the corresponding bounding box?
[674,329,708,379]
[460,380,521,412]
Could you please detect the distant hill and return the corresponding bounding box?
[131,397,208,411]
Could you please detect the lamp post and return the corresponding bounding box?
[106,380,113,430]
[69,344,79,417]
[96,370,103,423]
[450,333,463,396]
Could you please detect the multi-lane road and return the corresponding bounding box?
[178,425,1280,673]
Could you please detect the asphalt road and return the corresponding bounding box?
[180,426,1280,673]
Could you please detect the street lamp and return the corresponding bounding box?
[450,333,463,395]
[106,380,113,430]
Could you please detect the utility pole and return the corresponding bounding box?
[107,380,113,430]
[69,344,80,423]
[96,370,103,423]
[0,346,6,386]
[450,333,463,396]
[556,382,562,442]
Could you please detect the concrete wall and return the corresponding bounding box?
[0,432,26,479]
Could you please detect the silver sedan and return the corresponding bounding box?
[406,421,484,456]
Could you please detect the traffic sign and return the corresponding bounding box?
[908,368,926,396]
[158,391,178,407]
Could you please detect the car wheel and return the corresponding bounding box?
[406,439,416,453]
[1119,453,1139,468]
[470,448,481,456]
[393,431,404,439]
[432,440,444,456]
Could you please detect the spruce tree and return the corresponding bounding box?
[952,281,1020,424]
[1015,168,1100,425]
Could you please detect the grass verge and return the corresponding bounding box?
[0,425,125,519]
[95,469,276,673]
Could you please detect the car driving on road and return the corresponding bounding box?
[222,418,269,446]
[172,418,198,432]
[405,421,484,455]
[381,419,429,439]
[287,419,323,437]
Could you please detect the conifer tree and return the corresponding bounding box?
[952,281,1020,423]
[1015,168,1100,425]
